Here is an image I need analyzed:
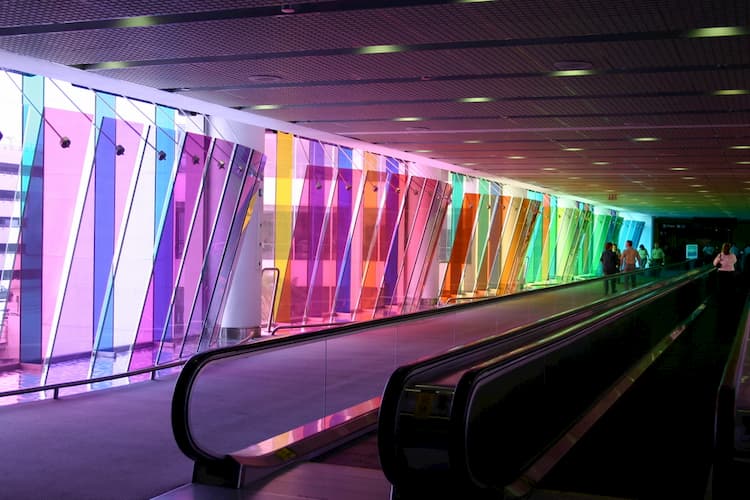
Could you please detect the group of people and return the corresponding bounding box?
[600,240,665,294]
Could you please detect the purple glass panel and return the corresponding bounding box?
[200,150,264,351]
[387,177,437,311]
[180,145,253,356]
[152,139,233,365]
[372,172,410,318]
[331,147,355,318]
[303,165,334,320]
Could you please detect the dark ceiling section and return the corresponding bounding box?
[1,0,749,218]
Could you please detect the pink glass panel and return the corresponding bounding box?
[42,108,92,359]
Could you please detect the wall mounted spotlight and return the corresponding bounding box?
[192,155,200,165]
[115,144,125,156]
[60,136,71,149]
[372,184,378,192]
[315,181,322,190]
[218,160,225,169]
[157,150,167,161]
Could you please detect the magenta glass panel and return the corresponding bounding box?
[276,163,331,324]
[407,181,452,313]
[42,108,92,359]
[386,177,438,312]
[44,171,96,384]
[180,145,254,356]
[152,139,234,365]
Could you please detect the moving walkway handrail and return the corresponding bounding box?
[715,292,750,460]
[377,278,665,485]
[453,267,711,491]
[378,265,712,496]
[172,270,623,464]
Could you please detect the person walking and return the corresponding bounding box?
[714,242,737,296]
[600,242,619,294]
[638,244,649,268]
[650,242,665,277]
[620,240,641,289]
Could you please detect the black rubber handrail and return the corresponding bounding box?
[714,293,750,460]
[450,267,712,492]
[378,268,713,492]
[376,266,701,487]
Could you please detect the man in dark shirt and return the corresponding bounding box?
[600,242,619,294]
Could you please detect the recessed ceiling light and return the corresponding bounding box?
[714,89,749,96]
[463,162,477,166]
[507,156,525,160]
[463,140,482,144]
[549,69,596,77]
[670,167,688,171]
[568,176,581,179]
[247,75,283,82]
[632,137,660,142]
[738,161,750,165]
[689,184,704,187]
[458,97,494,103]
[562,147,584,152]
[730,145,750,150]
[542,167,557,171]
[697,190,710,193]
[686,26,749,38]
[413,149,432,153]
[251,104,281,110]
[357,44,406,54]
[593,161,610,165]
[395,117,423,122]
[681,176,696,180]
[631,180,643,183]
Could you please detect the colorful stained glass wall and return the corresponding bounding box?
[0,67,653,386]
[266,134,452,323]
[0,71,265,383]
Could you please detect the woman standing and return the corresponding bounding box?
[714,242,737,299]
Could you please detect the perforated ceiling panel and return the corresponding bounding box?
[1,0,749,217]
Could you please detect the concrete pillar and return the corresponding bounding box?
[206,117,265,341]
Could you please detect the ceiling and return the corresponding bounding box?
[1,0,749,218]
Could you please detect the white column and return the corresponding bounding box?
[206,117,265,340]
